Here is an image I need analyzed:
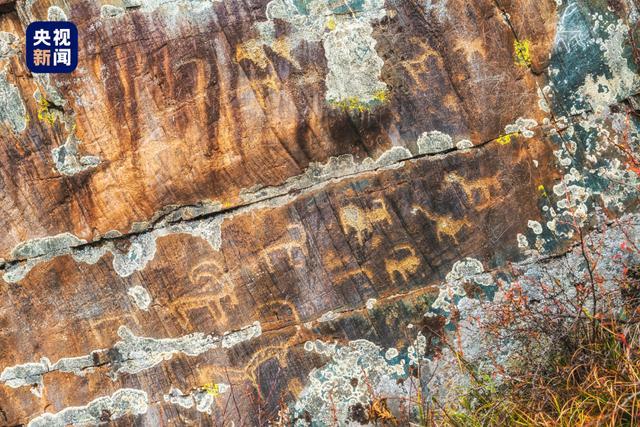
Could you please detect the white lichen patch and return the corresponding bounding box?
[385,347,399,360]
[51,135,101,176]
[0,26,19,134]
[164,385,229,414]
[47,5,68,20]
[424,0,449,21]
[111,322,261,376]
[537,85,551,113]
[101,0,215,18]
[100,4,125,18]
[165,216,223,251]
[2,322,263,390]
[407,332,427,366]
[246,0,387,106]
[221,321,262,348]
[240,146,413,204]
[504,117,538,138]
[3,256,52,283]
[71,244,112,265]
[1,359,50,391]
[165,387,194,409]
[417,131,454,154]
[111,233,159,277]
[0,32,19,60]
[323,19,387,105]
[317,310,338,323]
[128,286,152,310]
[455,139,473,149]
[0,69,27,133]
[517,233,529,249]
[1,354,100,396]
[577,20,640,113]
[27,389,148,427]
[431,258,493,314]
[4,211,226,282]
[12,232,86,260]
[527,220,543,235]
[112,326,218,376]
[294,339,407,425]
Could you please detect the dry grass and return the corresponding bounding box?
[440,318,640,427]
[431,260,640,427]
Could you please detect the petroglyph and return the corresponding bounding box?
[339,199,392,246]
[445,173,497,210]
[412,205,467,244]
[0,148,414,285]
[172,288,240,330]
[262,224,308,272]
[1,142,473,284]
[385,244,421,283]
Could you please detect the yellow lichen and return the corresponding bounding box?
[514,39,532,67]
[331,97,367,112]
[326,16,336,31]
[37,97,57,125]
[202,383,220,397]
[271,37,300,68]
[372,89,388,103]
[496,134,513,145]
[331,90,389,112]
[538,184,548,197]
[236,39,269,69]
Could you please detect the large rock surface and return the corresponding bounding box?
[0,0,638,425]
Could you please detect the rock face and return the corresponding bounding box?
[0,0,638,425]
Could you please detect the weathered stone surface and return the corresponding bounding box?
[0,0,638,425]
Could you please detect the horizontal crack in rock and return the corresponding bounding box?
[0,136,503,271]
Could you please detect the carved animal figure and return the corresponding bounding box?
[339,199,392,245]
[412,205,467,244]
[385,244,421,283]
